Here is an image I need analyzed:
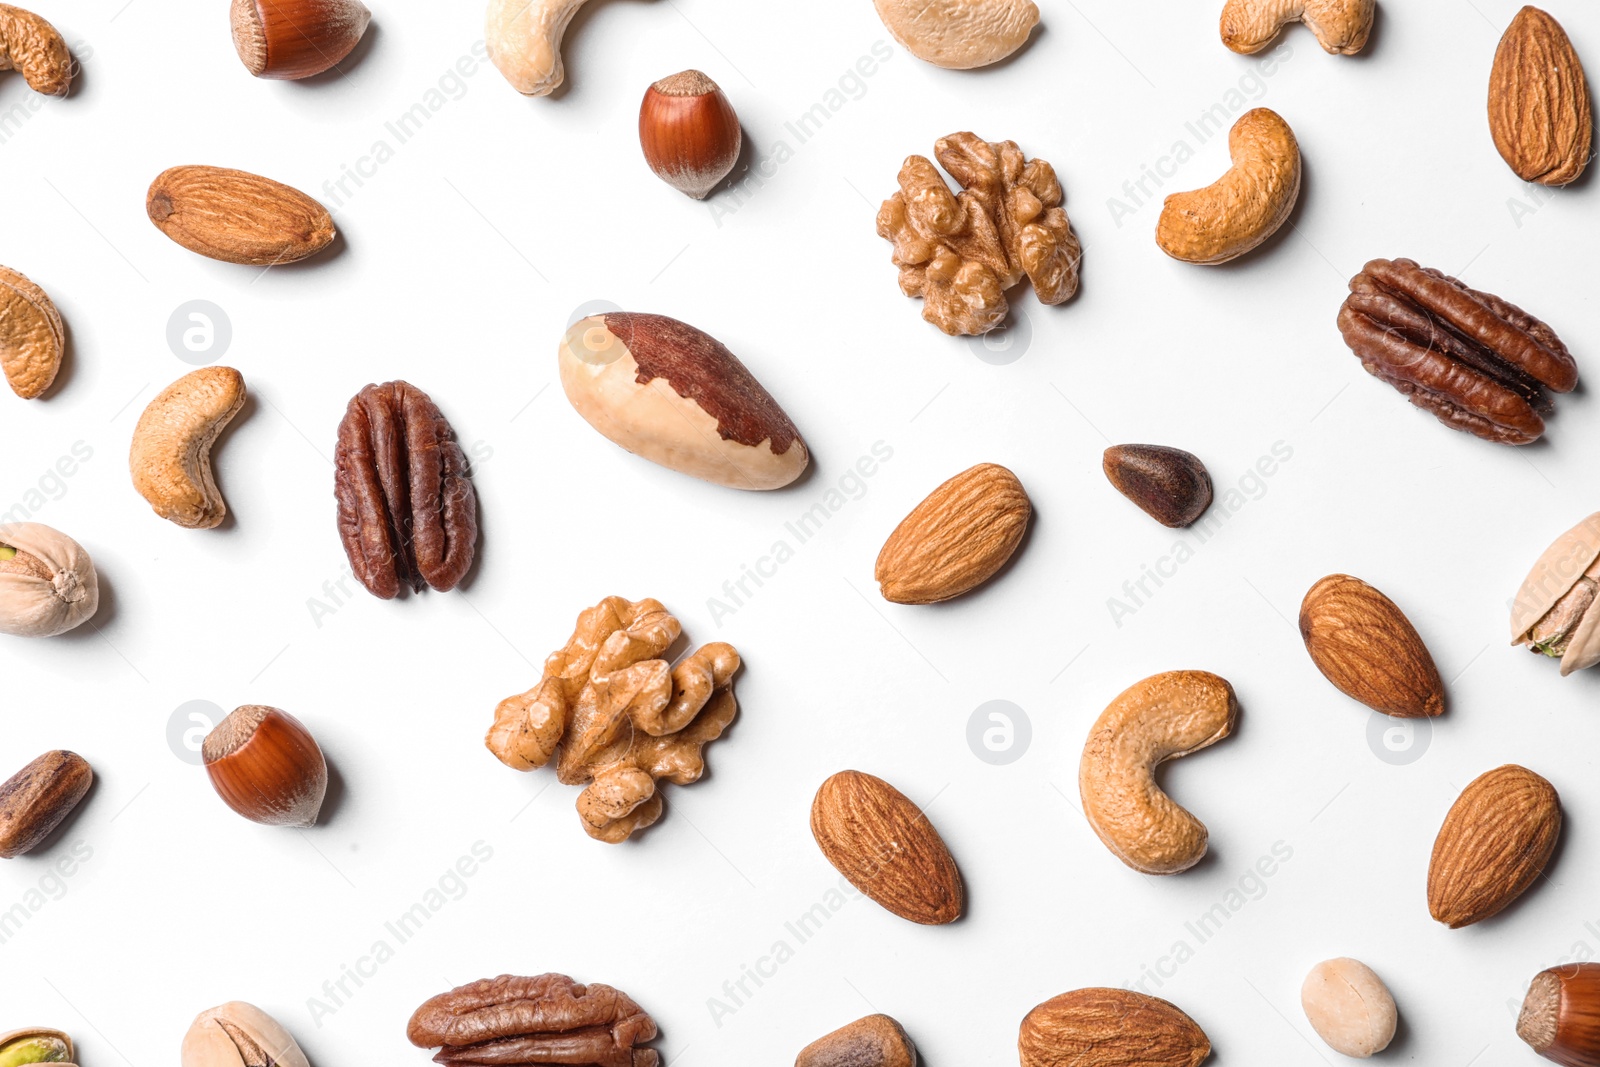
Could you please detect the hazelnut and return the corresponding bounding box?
[230,0,372,80]
[638,69,741,199]
[202,706,327,827]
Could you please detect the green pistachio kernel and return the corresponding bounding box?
[0,1035,72,1067]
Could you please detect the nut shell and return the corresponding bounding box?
[1490,6,1592,186]
[147,166,336,265]
[1512,512,1600,675]
[0,751,92,859]
[1299,574,1444,717]
[231,0,371,79]
[1518,962,1600,1066]
[1102,444,1212,528]
[202,706,327,827]
[638,70,741,199]
[0,1028,75,1065]
[0,266,63,400]
[810,770,964,925]
[796,1015,916,1067]
[1018,988,1209,1067]
[181,1002,309,1067]
[875,463,1030,603]
[1428,763,1560,928]
[0,523,98,637]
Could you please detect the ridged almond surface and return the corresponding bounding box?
[875,463,1030,604]
[1490,6,1592,186]
[146,166,336,265]
[1018,988,1210,1067]
[1429,763,1560,928]
[1299,574,1444,717]
[810,770,963,925]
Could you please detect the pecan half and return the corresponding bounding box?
[407,974,658,1067]
[334,381,478,598]
[1335,257,1578,445]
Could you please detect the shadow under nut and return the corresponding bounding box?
[1078,670,1238,874]
[1156,107,1300,264]
[130,366,246,529]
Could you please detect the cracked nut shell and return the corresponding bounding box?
[0,1028,75,1066]
[0,523,98,637]
[182,1002,309,1067]
[202,706,327,827]
[1103,444,1212,528]
[1512,512,1600,675]
[0,751,91,859]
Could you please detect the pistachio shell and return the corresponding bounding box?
[1511,512,1600,675]
[0,1029,74,1066]
[0,523,98,637]
[1561,592,1600,675]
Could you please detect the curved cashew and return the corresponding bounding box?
[1078,670,1239,875]
[1220,0,1374,55]
[0,265,63,400]
[129,366,246,529]
[872,0,1040,69]
[486,0,590,96]
[0,4,72,96]
[1156,107,1300,265]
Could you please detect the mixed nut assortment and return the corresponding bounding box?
[3,0,1599,1063]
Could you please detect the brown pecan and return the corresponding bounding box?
[407,974,658,1067]
[1335,257,1578,445]
[334,381,478,599]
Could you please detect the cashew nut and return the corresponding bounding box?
[1220,0,1374,55]
[872,0,1040,69]
[129,366,246,529]
[1078,670,1239,875]
[486,0,591,96]
[0,4,72,96]
[1156,107,1300,265]
[0,265,63,400]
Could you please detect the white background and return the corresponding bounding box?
[4,0,1599,1063]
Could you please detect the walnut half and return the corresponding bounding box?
[876,132,1081,337]
[486,597,739,842]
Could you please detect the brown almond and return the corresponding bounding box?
[810,770,963,925]
[1019,988,1209,1067]
[1299,574,1444,718]
[0,750,92,858]
[147,166,336,265]
[796,1015,916,1067]
[874,463,1030,604]
[1429,763,1560,928]
[1490,6,1592,186]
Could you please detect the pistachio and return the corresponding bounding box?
[181,1003,308,1067]
[1511,512,1600,675]
[0,523,99,638]
[0,1029,74,1067]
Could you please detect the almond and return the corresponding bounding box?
[1298,574,1444,718]
[1018,988,1209,1067]
[809,770,963,925]
[1428,764,1560,928]
[874,463,1030,604]
[146,166,336,265]
[1489,6,1592,186]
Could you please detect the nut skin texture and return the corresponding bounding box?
[0,523,98,638]
[1078,671,1238,876]
[1429,763,1560,928]
[1336,257,1578,445]
[810,770,964,925]
[1299,574,1444,718]
[1490,7,1592,186]
[877,133,1080,336]
[1512,512,1600,675]
[1018,988,1210,1067]
[875,463,1030,604]
[1519,963,1600,1066]
[230,0,371,79]
[407,973,659,1067]
[1220,0,1374,55]
[1301,958,1397,1058]
[872,0,1039,68]
[147,166,336,265]
[796,1015,916,1067]
[487,597,738,843]
[181,1002,309,1067]
[129,366,246,530]
[1157,108,1299,264]
[1102,445,1213,528]
[0,5,71,95]
[0,265,63,400]
[0,1028,74,1066]
[202,706,327,828]
[559,312,808,491]
[639,70,741,200]
[486,0,591,96]
[0,751,91,859]
[334,381,479,599]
